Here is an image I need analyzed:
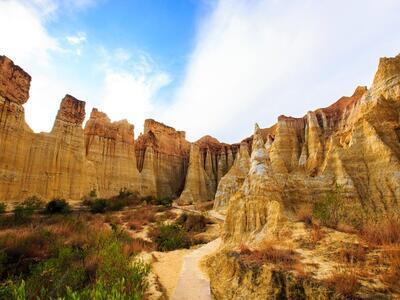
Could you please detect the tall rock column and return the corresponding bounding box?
[177,144,213,205]
[0,56,33,200]
[21,95,88,200]
[213,143,250,212]
[84,108,140,197]
[224,124,284,245]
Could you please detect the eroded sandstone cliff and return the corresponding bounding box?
[206,54,400,299]
[0,55,236,201]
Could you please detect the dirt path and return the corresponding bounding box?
[171,238,221,300]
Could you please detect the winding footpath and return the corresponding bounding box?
[171,209,225,300]
[171,238,221,300]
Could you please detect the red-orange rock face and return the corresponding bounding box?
[135,119,190,198]
[56,95,86,125]
[0,56,31,105]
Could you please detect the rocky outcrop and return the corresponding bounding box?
[0,56,33,200]
[135,119,190,198]
[177,135,239,204]
[223,124,285,245]
[0,56,31,105]
[84,108,140,196]
[213,143,250,212]
[176,144,214,205]
[0,55,238,202]
[220,54,400,248]
[1,52,400,215]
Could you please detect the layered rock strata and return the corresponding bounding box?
[176,135,240,204]
[213,143,250,212]
[135,119,190,198]
[223,124,285,245]
[176,144,215,205]
[84,108,140,197]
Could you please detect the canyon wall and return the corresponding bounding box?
[217,54,400,247]
[0,55,235,201]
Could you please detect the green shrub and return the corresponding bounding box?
[45,199,71,214]
[150,223,191,251]
[153,197,173,207]
[89,199,108,213]
[313,185,343,228]
[26,246,86,298]
[0,216,150,299]
[118,188,133,199]
[12,196,45,223]
[0,202,6,214]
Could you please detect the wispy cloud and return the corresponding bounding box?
[163,0,400,143]
[98,48,171,132]
[66,32,86,45]
[0,0,170,134]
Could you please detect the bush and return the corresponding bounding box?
[89,198,108,213]
[150,223,191,251]
[45,199,71,214]
[313,185,343,228]
[118,187,133,199]
[83,190,141,213]
[175,213,209,232]
[26,246,86,298]
[0,202,6,214]
[12,196,45,222]
[153,197,173,207]
[0,214,150,299]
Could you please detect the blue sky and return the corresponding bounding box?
[1,0,400,143]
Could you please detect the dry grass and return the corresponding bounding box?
[240,241,298,268]
[325,270,360,299]
[337,244,367,264]
[361,217,400,246]
[336,222,357,234]
[155,210,177,222]
[121,206,157,231]
[380,245,400,292]
[310,224,325,244]
[123,238,155,255]
[295,206,313,226]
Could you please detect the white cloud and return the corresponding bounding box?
[99,49,171,133]
[0,0,169,135]
[164,0,400,143]
[66,32,86,45]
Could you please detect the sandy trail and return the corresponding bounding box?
[152,249,192,298]
[171,238,221,300]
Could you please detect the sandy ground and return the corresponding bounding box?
[171,238,221,300]
[152,249,193,298]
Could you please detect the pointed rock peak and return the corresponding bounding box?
[56,95,86,125]
[250,123,268,175]
[252,123,264,150]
